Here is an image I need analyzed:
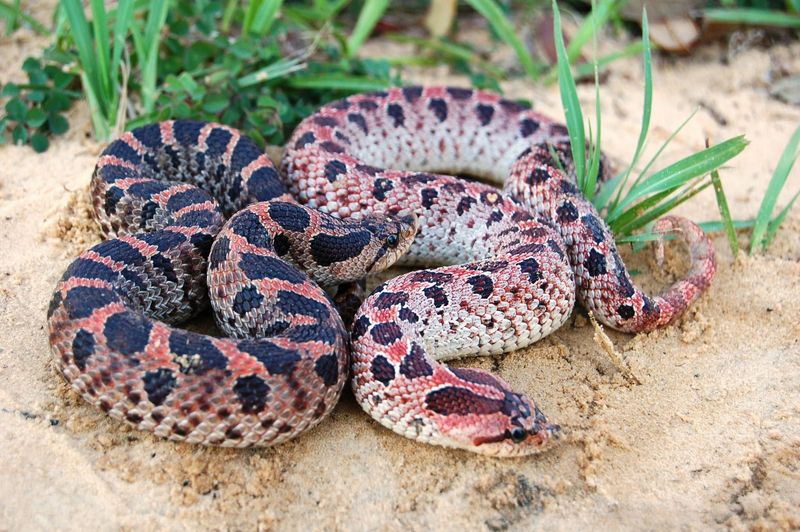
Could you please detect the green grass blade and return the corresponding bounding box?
[709,165,739,256]
[286,74,392,92]
[614,180,712,236]
[553,0,586,190]
[704,8,800,28]
[584,0,602,200]
[237,57,307,87]
[594,170,626,212]
[243,0,260,33]
[222,0,238,33]
[139,0,169,113]
[572,41,643,78]
[387,34,507,80]
[465,0,541,80]
[764,189,800,248]
[566,0,619,64]
[110,0,134,85]
[89,0,111,108]
[346,0,389,58]
[250,0,282,35]
[0,0,48,35]
[611,9,652,212]
[750,125,800,254]
[616,136,748,213]
[62,0,105,118]
[699,218,756,233]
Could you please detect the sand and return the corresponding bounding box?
[1,12,799,532]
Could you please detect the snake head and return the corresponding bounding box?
[420,369,560,457]
[466,393,561,457]
[361,212,418,274]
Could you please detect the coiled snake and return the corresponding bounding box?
[48,86,715,456]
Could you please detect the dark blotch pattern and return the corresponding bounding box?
[294,131,315,149]
[423,285,449,308]
[370,322,403,346]
[238,339,301,376]
[617,304,635,320]
[375,291,409,309]
[420,188,438,208]
[352,315,370,340]
[231,210,272,249]
[370,355,395,386]
[467,274,494,298]
[63,286,117,320]
[556,201,579,223]
[169,331,227,374]
[268,202,310,232]
[325,160,347,183]
[142,368,177,406]
[581,214,606,244]
[104,311,152,356]
[310,231,371,267]
[519,118,540,137]
[231,285,265,316]
[320,141,344,154]
[411,270,453,283]
[402,86,423,102]
[425,386,503,416]
[585,249,607,277]
[446,87,473,99]
[399,343,433,379]
[314,354,339,387]
[373,178,394,201]
[233,375,270,414]
[519,257,542,283]
[528,167,550,184]
[429,99,448,122]
[209,236,230,269]
[347,113,368,134]
[72,329,96,370]
[476,104,494,126]
[387,103,405,127]
[238,253,306,283]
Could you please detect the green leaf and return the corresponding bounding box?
[5,97,27,121]
[30,132,49,152]
[750,125,800,254]
[26,107,47,127]
[202,93,229,114]
[346,0,389,58]
[709,165,739,257]
[465,0,541,80]
[1,82,19,97]
[616,136,749,213]
[48,113,69,135]
[566,0,620,64]
[704,8,800,28]
[11,123,27,144]
[553,0,586,189]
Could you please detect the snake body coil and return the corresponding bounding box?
[48,87,715,455]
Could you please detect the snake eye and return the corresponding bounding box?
[386,233,399,248]
[509,427,527,443]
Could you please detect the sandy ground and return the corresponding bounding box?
[1,11,800,532]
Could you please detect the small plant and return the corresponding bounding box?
[551,0,748,241]
[0,56,78,152]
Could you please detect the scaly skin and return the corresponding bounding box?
[283,86,716,456]
[48,120,415,447]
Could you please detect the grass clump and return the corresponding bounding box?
[552,0,749,245]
